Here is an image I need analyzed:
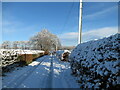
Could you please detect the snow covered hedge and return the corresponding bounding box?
[56,50,71,61]
[1,49,44,67]
[70,34,120,88]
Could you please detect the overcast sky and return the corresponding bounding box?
[2,2,118,46]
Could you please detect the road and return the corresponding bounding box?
[2,55,79,88]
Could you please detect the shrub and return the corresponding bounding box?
[18,54,33,65]
[32,54,38,59]
[62,52,70,61]
[70,34,120,89]
[25,54,33,64]
[17,53,44,65]
[44,51,49,55]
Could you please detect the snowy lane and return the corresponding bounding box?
[8,57,46,88]
[52,56,79,88]
[2,55,79,88]
[3,55,51,88]
[18,57,52,88]
[45,56,53,88]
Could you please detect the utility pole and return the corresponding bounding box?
[55,39,58,51]
[78,0,83,44]
[56,44,57,51]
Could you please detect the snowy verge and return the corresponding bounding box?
[70,33,120,88]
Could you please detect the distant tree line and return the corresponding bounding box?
[0,29,62,52]
[61,46,75,50]
[0,41,31,50]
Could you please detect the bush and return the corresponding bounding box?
[25,54,33,64]
[32,54,38,59]
[18,55,25,61]
[17,53,44,65]
[62,52,70,61]
[39,53,44,57]
[70,34,120,89]
[18,54,33,65]
[56,50,71,61]
[44,51,49,55]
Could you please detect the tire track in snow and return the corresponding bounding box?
[45,56,54,88]
[52,56,74,88]
[5,56,47,88]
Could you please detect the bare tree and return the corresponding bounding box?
[30,35,39,50]
[17,41,29,50]
[23,41,30,49]
[1,41,11,49]
[0,44,2,49]
[1,29,61,51]
[13,41,19,49]
[30,29,61,51]
[3,41,31,49]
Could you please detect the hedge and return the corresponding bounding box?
[18,53,44,65]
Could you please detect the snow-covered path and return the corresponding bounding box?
[2,55,79,88]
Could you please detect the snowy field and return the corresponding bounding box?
[2,55,79,88]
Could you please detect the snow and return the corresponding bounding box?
[56,50,71,61]
[1,49,44,67]
[0,49,44,55]
[2,55,79,88]
[28,61,40,66]
[52,56,79,88]
[70,33,120,88]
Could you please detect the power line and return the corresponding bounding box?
[61,1,74,31]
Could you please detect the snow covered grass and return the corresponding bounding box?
[70,33,120,89]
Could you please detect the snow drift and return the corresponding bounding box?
[70,33,120,88]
